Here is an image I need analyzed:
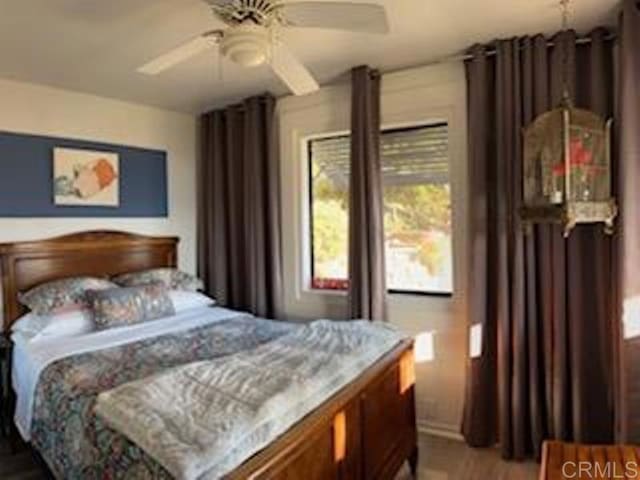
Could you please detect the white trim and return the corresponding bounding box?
[417,420,465,441]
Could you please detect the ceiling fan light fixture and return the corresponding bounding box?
[219,24,270,67]
[137,1,390,96]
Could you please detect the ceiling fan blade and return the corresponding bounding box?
[269,43,320,96]
[137,30,222,75]
[280,2,389,34]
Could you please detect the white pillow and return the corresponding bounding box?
[11,309,94,343]
[10,292,215,343]
[169,290,215,313]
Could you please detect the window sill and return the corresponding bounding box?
[297,286,455,317]
[388,290,453,298]
[304,287,453,299]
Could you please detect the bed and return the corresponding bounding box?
[0,231,418,479]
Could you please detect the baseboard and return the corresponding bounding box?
[417,420,464,441]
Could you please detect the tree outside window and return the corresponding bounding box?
[309,123,453,295]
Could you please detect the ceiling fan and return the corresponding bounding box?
[137,0,389,96]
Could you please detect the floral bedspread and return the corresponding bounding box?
[30,316,295,479]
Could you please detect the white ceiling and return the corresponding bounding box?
[0,0,621,113]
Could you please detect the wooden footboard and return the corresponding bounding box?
[226,339,417,480]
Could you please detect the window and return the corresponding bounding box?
[308,123,453,295]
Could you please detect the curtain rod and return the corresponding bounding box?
[318,31,618,89]
[397,31,618,70]
[274,31,618,100]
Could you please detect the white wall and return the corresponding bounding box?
[0,65,469,434]
[277,62,468,436]
[0,78,197,273]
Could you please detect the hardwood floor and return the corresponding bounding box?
[396,434,540,479]
[0,433,540,479]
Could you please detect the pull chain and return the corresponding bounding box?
[560,0,571,105]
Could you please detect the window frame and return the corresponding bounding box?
[307,122,454,298]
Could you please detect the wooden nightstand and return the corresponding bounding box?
[0,333,13,439]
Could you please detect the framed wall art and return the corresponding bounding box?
[53,148,120,207]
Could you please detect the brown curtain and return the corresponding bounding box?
[462,29,618,459]
[618,0,640,443]
[348,65,387,321]
[198,94,283,318]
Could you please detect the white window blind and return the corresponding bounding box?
[309,123,449,189]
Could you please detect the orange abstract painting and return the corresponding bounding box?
[54,148,119,207]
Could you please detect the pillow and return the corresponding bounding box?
[11,310,94,343]
[112,268,204,292]
[169,290,215,313]
[19,277,117,315]
[87,283,176,330]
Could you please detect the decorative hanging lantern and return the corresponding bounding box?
[520,0,617,237]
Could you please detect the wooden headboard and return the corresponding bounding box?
[0,230,179,331]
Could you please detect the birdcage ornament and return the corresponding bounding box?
[521,101,617,237]
[519,0,617,237]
